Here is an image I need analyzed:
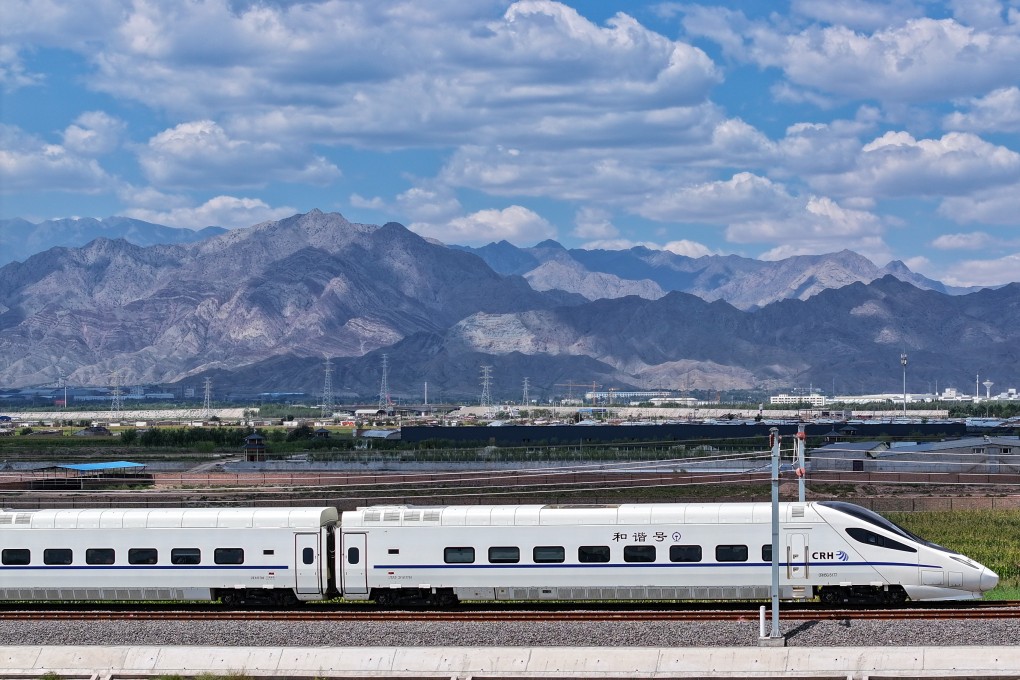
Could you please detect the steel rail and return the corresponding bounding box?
[3,603,1019,623]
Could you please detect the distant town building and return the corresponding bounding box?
[770,393,827,406]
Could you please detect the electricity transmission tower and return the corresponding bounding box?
[203,377,213,418]
[522,377,530,406]
[321,357,334,418]
[378,354,390,409]
[110,372,123,413]
[480,366,493,411]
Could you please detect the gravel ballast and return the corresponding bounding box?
[3,618,1020,647]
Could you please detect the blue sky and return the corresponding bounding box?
[2,0,1020,287]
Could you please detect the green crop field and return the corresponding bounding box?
[887,509,1020,598]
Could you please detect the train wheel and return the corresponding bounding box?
[429,589,458,607]
[375,590,396,607]
[881,588,907,606]
[221,591,245,607]
[819,588,843,605]
[272,590,300,607]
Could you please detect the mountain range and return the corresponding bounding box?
[0,210,1016,400]
[0,216,226,267]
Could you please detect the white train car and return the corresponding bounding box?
[338,501,997,606]
[0,507,338,605]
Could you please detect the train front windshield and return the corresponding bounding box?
[818,501,952,553]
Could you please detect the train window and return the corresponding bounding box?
[533,546,565,563]
[623,545,656,562]
[347,547,359,565]
[2,548,30,565]
[303,547,315,564]
[716,545,748,562]
[845,527,917,553]
[264,549,275,555]
[444,547,475,564]
[129,548,158,565]
[762,545,772,561]
[43,548,73,565]
[669,545,702,563]
[214,548,245,564]
[578,546,611,563]
[388,549,399,555]
[171,548,201,565]
[488,546,520,564]
[86,548,115,565]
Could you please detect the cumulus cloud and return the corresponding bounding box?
[930,231,1011,250]
[122,195,296,229]
[576,237,715,258]
[811,131,1020,198]
[944,87,1020,133]
[687,10,1020,104]
[637,173,795,223]
[572,206,618,239]
[62,111,125,155]
[790,0,926,31]
[939,181,1020,224]
[0,123,113,193]
[941,252,1020,287]
[727,196,890,262]
[410,205,556,246]
[39,0,720,152]
[139,120,340,189]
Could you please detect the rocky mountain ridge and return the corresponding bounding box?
[1,210,1015,399]
[456,241,973,309]
[0,216,225,267]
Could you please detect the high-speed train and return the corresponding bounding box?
[0,501,998,606]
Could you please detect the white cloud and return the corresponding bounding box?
[572,206,617,239]
[394,187,462,224]
[43,0,720,152]
[0,42,39,89]
[949,0,1008,30]
[930,231,1009,250]
[62,111,125,155]
[662,239,715,258]
[790,0,926,31]
[938,180,1020,225]
[727,196,890,262]
[688,11,1020,105]
[944,87,1020,133]
[410,205,556,246]
[0,123,113,193]
[349,194,387,211]
[576,237,714,258]
[942,252,1020,287]
[122,195,296,229]
[638,173,794,223]
[812,131,1020,197]
[139,120,340,189]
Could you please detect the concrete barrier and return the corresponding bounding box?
[3,645,1020,679]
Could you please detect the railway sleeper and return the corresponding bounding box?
[371,587,459,608]
[817,584,908,606]
[216,588,301,608]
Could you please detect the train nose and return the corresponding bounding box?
[980,567,999,592]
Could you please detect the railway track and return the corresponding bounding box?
[3,602,1019,623]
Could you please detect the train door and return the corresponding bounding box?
[342,532,368,595]
[295,533,321,595]
[786,533,808,581]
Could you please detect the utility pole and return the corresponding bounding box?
[760,427,784,645]
[900,352,908,414]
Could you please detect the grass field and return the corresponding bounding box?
[887,509,1020,598]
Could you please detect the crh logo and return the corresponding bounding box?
[812,550,850,562]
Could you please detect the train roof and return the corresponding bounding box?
[0,506,338,530]
[342,502,825,527]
